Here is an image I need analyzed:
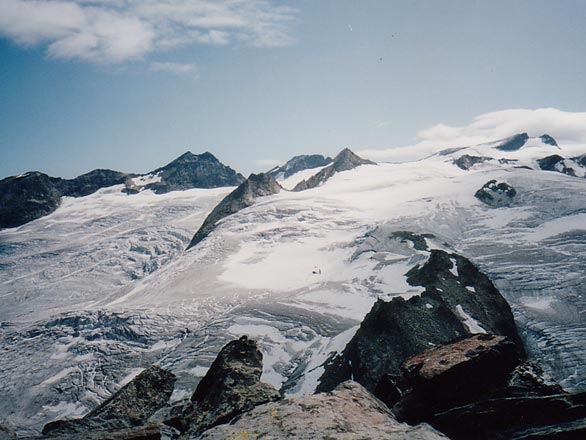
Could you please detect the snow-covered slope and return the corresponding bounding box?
[1,138,586,434]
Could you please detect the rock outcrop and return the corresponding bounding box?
[269,154,333,179]
[293,148,375,191]
[539,134,558,147]
[187,173,281,249]
[453,154,491,170]
[42,366,176,436]
[198,381,449,440]
[475,179,517,207]
[172,336,280,437]
[393,334,522,423]
[0,172,64,229]
[317,249,524,394]
[495,133,530,151]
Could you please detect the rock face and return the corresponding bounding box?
[198,381,449,440]
[496,133,530,151]
[42,366,176,436]
[394,334,522,423]
[0,152,244,229]
[475,180,517,207]
[317,249,524,394]
[540,134,558,146]
[175,336,280,437]
[129,151,244,194]
[293,148,375,191]
[269,154,332,179]
[187,173,281,249]
[0,172,64,229]
[60,169,129,198]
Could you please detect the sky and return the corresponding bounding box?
[1,0,586,179]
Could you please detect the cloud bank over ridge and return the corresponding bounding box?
[359,108,586,163]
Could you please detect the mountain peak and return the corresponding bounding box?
[495,133,530,152]
[269,154,333,179]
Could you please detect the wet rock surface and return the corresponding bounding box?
[475,179,517,207]
[293,148,375,191]
[197,381,449,440]
[187,173,281,249]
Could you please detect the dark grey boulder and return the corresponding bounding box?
[475,180,517,207]
[175,336,280,438]
[293,148,375,191]
[187,173,281,249]
[42,366,176,436]
[268,154,332,179]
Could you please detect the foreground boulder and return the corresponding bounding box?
[198,381,449,440]
[475,180,517,207]
[293,148,375,191]
[175,336,280,438]
[187,173,281,249]
[393,334,522,423]
[317,249,524,394]
[42,366,176,436]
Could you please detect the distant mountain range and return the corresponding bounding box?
[2,134,586,438]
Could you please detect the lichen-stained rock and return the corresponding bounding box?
[475,180,517,207]
[42,366,176,436]
[196,381,449,440]
[178,336,280,438]
[394,334,522,422]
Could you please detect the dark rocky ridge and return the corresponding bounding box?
[42,366,175,436]
[268,154,332,179]
[317,248,524,394]
[124,152,244,194]
[187,173,281,249]
[0,152,244,229]
[292,148,375,191]
[496,133,530,151]
[475,179,517,207]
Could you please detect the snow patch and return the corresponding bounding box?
[455,305,487,334]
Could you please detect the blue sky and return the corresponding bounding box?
[1,0,586,179]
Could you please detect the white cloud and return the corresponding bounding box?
[150,61,198,76]
[359,108,586,163]
[0,0,297,64]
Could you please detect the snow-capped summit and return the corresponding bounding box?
[268,154,332,180]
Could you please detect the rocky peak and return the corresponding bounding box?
[293,148,375,191]
[269,154,333,179]
[138,151,245,194]
[539,134,559,147]
[495,133,529,151]
[187,173,281,249]
[317,246,524,394]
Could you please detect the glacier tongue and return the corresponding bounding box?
[2,152,586,433]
